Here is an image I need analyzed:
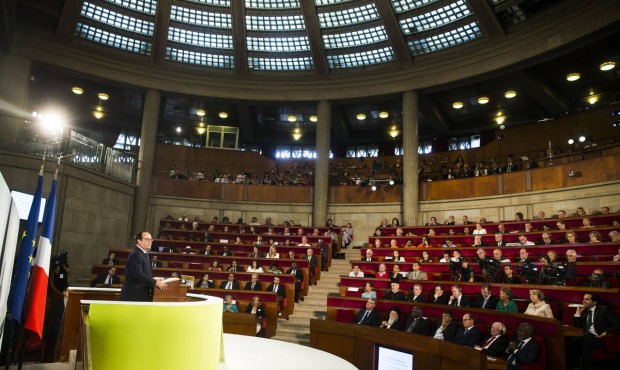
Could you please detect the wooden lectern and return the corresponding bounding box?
[153,278,188,302]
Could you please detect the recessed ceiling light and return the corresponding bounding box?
[219,112,228,119]
[599,61,616,71]
[72,87,84,95]
[288,115,297,122]
[568,138,574,144]
[452,101,464,109]
[588,96,598,105]
[98,92,109,100]
[196,109,206,117]
[504,90,517,99]
[197,127,206,135]
[176,126,182,133]
[478,97,489,104]
[566,73,580,82]
[93,111,104,119]
[495,116,505,125]
[389,130,398,138]
[379,111,389,119]
[579,135,586,142]
[309,115,318,122]
[356,113,366,121]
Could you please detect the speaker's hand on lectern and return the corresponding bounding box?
[155,280,168,291]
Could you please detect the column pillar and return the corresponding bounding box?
[0,55,31,140]
[313,100,331,226]
[402,91,419,227]
[132,89,161,235]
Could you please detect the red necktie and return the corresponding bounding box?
[483,336,496,347]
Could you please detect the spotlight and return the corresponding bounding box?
[587,96,598,105]
[293,132,301,141]
[566,73,580,82]
[495,116,505,125]
[478,97,489,104]
[72,86,84,95]
[599,61,616,71]
[568,138,574,144]
[371,184,378,191]
[389,179,395,186]
[196,109,206,117]
[578,135,586,142]
[309,115,318,122]
[288,115,297,122]
[219,112,228,119]
[390,130,398,138]
[176,126,182,133]
[452,101,464,109]
[356,113,366,121]
[504,90,517,99]
[379,111,389,119]
[97,93,109,101]
[499,124,505,130]
[197,127,206,135]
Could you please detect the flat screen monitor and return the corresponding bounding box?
[376,345,413,370]
[10,190,47,223]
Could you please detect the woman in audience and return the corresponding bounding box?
[234,236,243,245]
[102,252,117,265]
[556,220,567,230]
[374,238,383,248]
[196,273,213,288]
[380,307,403,330]
[459,258,474,282]
[245,296,266,335]
[613,247,620,262]
[472,223,487,235]
[496,287,518,313]
[223,294,238,313]
[361,282,377,299]
[266,245,280,258]
[546,250,558,263]
[420,250,433,263]
[391,218,400,227]
[417,235,432,248]
[267,262,282,274]
[389,250,405,262]
[576,207,587,217]
[247,260,264,273]
[395,227,404,236]
[588,231,602,243]
[248,246,263,258]
[208,261,222,271]
[565,231,578,244]
[582,217,594,228]
[524,289,553,318]
[374,227,385,237]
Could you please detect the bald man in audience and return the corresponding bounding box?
[475,322,509,357]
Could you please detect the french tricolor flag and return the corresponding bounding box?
[24,174,57,345]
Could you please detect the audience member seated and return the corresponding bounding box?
[361,282,377,299]
[506,323,540,370]
[588,231,602,243]
[247,260,264,273]
[267,262,282,274]
[439,251,451,263]
[431,310,458,341]
[90,267,119,287]
[219,246,232,256]
[386,250,405,262]
[196,273,214,288]
[389,265,403,282]
[220,273,240,290]
[363,249,375,262]
[380,307,404,330]
[102,253,118,266]
[417,236,432,248]
[223,294,238,312]
[208,261,222,271]
[403,306,428,335]
[384,282,406,301]
[473,223,487,235]
[227,260,242,272]
[266,276,287,315]
[245,295,266,335]
[498,265,522,284]
[354,298,380,326]
[375,264,388,279]
[430,284,449,305]
[459,258,474,283]
[151,255,162,269]
[609,230,620,242]
[572,292,620,370]
[406,262,428,280]
[523,289,553,318]
[474,321,509,358]
[473,283,498,310]
[449,285,470,307]
[579,268,611,289]
[565,231,578,244]
[244,274,263,291]
[496,287,518,313]
[452,313,480,347]
[307,249,318,283]
[420,251,433,263]
[349,265,365,278]
[407,284,426,303]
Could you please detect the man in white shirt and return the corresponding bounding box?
[349,265,364,277]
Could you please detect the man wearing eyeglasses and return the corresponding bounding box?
[120,231,168,301]
[452,313,481,347]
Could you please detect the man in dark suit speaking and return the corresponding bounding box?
[120,231,168,301]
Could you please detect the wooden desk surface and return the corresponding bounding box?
[486,357,507,370]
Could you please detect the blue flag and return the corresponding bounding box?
[7,170,44,323]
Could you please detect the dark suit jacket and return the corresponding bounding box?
[384,290,407,301]
[266,283,286,298]
[480,334,509,357]
[507,338,540,369]
[450,295,471,307]
[363,257,375,262]
[473,295,499,310]
[453,326,481,347]
[219,251,232,256]
[244,281,263,291]
[573,306,620,335]
[403,317,428,335]
[200,250,214,255]
[285,268,304,282]
[195,278,214,288]
[494,241,507,247]
[228,266,243,272]
[244,303,265,319]
[90,273,120,287]
[219,280,240,290]
[432,319,458,341]
[355,308,380,326]
[102,258,118,265]
[150,260,162,269]
[307,255,318,269]
[407,294,427,303]
[384,320,403,330]
[430,295,449,305]
[120,246,155,301]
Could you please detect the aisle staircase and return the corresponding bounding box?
[271,247,359,345]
